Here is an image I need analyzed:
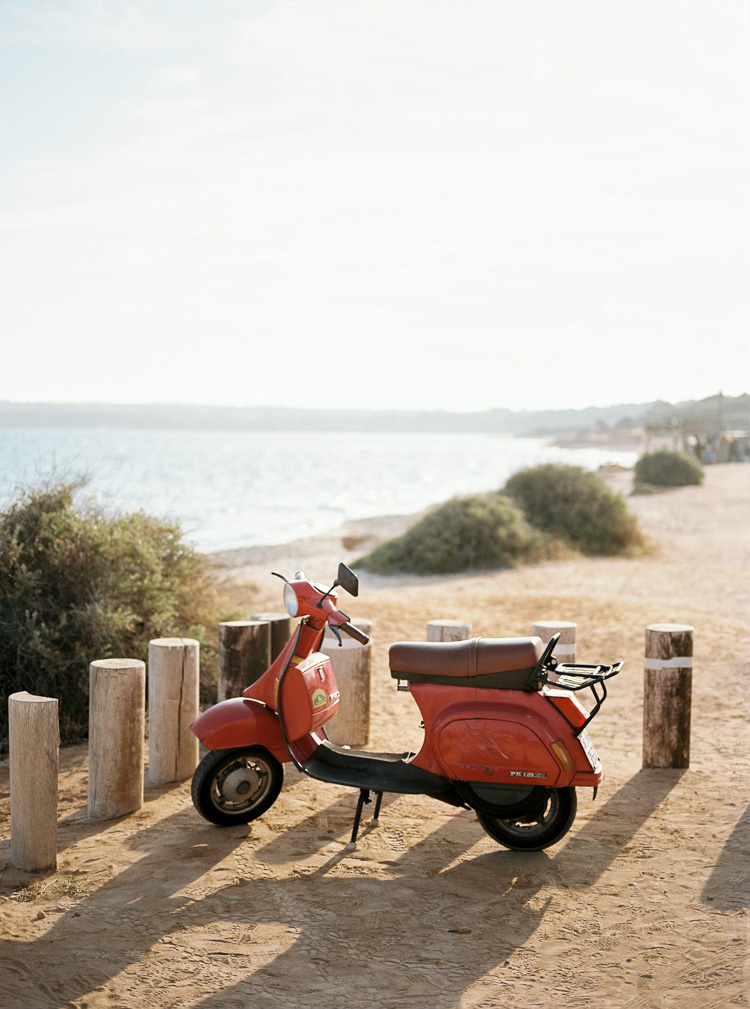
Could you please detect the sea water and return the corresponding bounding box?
[0,428,637,552]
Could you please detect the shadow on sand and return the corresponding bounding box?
[701,800,750,910]
[0,768,685,1009]
[193,769,686,1009]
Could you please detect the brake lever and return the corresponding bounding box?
[330,625,343,648]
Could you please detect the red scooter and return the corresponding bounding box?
[190,564,622,851]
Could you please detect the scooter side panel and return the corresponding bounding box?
[409,683,600,786]
[437,718,562,786]
[190,698,288,762]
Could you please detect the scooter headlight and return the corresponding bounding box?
[283,583,299,618]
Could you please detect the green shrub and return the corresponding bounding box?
[0,479,226,750]
[355,494,542,575]
[634,450,704,488]
[504,464,643,555]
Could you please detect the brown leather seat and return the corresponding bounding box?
[389,637,544,690]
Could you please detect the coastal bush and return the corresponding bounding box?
[634,450,704,489]
[0,479,226,750]
[503,464,643,555]
[355,494,542,575]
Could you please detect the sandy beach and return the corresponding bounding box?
[0,463,748,1008]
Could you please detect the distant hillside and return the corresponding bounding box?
[642,393,750,435]
[0,394,746,436]
[0,400,661,434]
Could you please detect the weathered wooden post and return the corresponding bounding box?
[426,620,472,642]
[323,619,372,747]
[532,621,577,662]
[88,659,145,820]
[643,624,693,769]
[218,620,271,701]
[9,692,59,871]
[250,612,293,660]
[148,638,200,784]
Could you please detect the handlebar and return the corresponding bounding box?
[340,622,370,645]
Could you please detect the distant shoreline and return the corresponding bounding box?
[1,428,641,554]
[2,395,744,448]
[0,397,688,437]
[207,464,638,581]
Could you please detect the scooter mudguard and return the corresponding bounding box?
[190,698,287,762]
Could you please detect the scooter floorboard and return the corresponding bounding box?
[302,740,457,799]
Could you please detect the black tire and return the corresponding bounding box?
[457,781,549,820]
[476,786,577,851]
[192,747,283,826]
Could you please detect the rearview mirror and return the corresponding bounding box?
[336,562,359,597]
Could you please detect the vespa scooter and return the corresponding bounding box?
[190,564,622,851]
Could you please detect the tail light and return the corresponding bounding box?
[547,690,588,729]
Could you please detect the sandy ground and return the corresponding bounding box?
[1,464,748,1009]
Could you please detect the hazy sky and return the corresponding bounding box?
[1,1,748,413]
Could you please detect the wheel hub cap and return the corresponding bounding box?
[220,765,262,804]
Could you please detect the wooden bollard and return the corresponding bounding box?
[88,659,145,820]
[148,638,200,784]
[323,619,372,747]
[9,692,59,871]
[251,612,293,661]
[533,621,577,662]
[218,620,271,701]
[643,624,693,769]
[426,620,472,642]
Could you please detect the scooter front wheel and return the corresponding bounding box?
[192,747,284,826]
[477,786,577,851]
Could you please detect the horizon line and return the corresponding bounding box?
[0,391,743,416]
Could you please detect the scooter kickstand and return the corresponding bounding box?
[371,790,384,826]
[347,789,371,851]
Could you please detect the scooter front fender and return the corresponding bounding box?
[190,698,288,762]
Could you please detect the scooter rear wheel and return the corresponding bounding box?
[192,747,283,826]
[477,786,577,851]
